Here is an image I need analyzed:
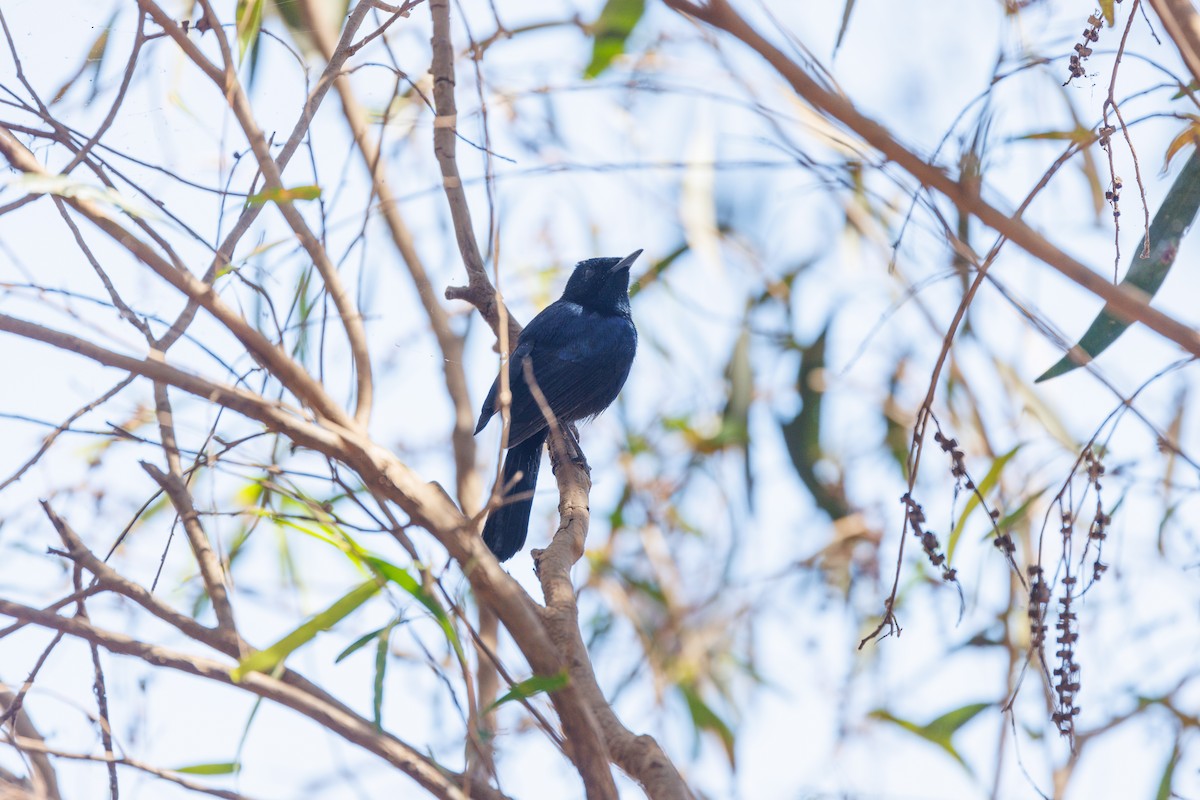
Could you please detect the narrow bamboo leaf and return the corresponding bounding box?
[1099,0,1115,25]
[922,702,992,741]
[1163,123,1200,171]
[363,556,465,663]
[724,326,754,506]
[1156,743,1181,800]
[833,0,857,53]
[335,624,390,664]
[1015,127,1097,144]
[947,445,1021,563]
[51,13,116,105]
[1037,147,1200,381]
[681,685,736,768]
[236,0,266,65]
[584,0,644,79]
[271,0,351,56]
[273,511,463,663]
[373,621,396,729]
[172,762,240,775]
[1171,81,1200,100]
[870,702,990,774]
[486,671,570,713]
[989,487,1048,538]
[629,240,688,297]
[245,184,322,207]
[273,0,306,32]
[232,580,381,680]
[781,324,851,519]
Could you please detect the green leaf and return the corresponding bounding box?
[486,671,570,714]
[373,618,398,729]
[270,0,351,57]
[1171,81,1200,100]
[236,0,266,65]
[584,0,644,79]
[680,685,736,768]
[1099,0,1115,26]
[629,240,686,297]
[273,0,306,33]
[172,762,240,775]
[947,445,1021,563]
[245,184,322,207]
[1015,126,1098,145]
[781,324,851,520]
[232,580,381,680]
[1155,742,1181,800]
[724,326,754,504]
[990,487,1048,538]
[363,556,464,663]
[1037,147,1200,381]
[922,702,992,741]
[334,624,391,664]
[270,509,464,665]
[870,702,991,774]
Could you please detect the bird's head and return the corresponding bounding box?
[560,249,642,312]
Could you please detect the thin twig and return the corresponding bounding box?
[664,0,1200,361]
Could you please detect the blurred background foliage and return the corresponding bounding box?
[2,0,1200,798]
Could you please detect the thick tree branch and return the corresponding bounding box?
[0,312,623,799]
[43,503,411,750]
[536,428,690,800]
[0,599,506,800]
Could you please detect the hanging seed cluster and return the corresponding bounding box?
[902,492,957,583]
[1065,12,1104,84]
[1027,565,1051,649]
[1085,448,1110,584]
[1052,569,1081,737]
[903,415,1122,744]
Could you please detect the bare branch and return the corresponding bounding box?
[5,737,252,800]
[137,1,375,426]
[0,124,355,430]
[296,0,481,513]
[430,0,521,348]
[0,599,507,800]
[0,312,640,795]
[0,686,61,800]
[140,452,238,634]
[664,0,1200,362]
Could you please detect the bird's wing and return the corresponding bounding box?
[474,338,534,436]
[504,306,635,444]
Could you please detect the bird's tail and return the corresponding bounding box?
[482,428,548,561]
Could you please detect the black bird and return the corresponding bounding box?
[475,250,641,561]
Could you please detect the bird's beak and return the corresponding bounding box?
[611,249,643,273]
